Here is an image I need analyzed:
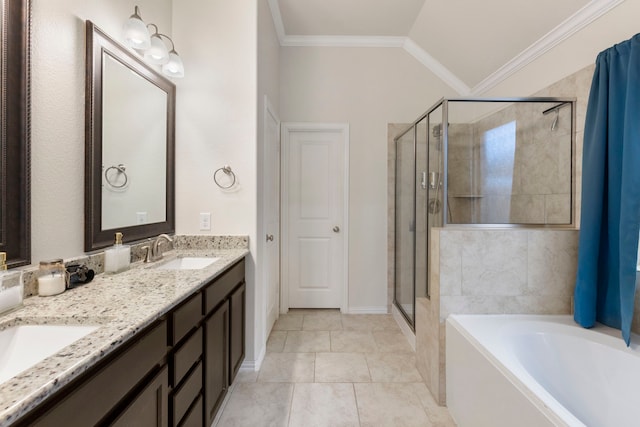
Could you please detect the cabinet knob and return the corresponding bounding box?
[333,226,340,233]
[266,234,274,242]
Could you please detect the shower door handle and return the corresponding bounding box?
[333,226,340,233]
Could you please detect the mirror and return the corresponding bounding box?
[85,21,175,251]
[0,0,31,268]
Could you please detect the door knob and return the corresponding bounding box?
[333,226,340,233]
[266,234,274,242]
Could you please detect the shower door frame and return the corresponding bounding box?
[393,125,418,330]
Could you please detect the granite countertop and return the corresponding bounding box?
[0,247,248,426]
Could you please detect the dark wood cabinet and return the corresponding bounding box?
[16,257,245,427]
[229,282,245,383]
[204,300,229,427]
[202,259,245,426]
[25,320,167,427]
[111,365,169,427]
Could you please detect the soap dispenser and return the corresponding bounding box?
[104,232,131,274]
[0,252,25,313]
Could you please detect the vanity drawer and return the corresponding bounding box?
[178,394,202,427]
[31,320,167,427]
[205,259,245,314]
[172,327,202,386]
[172,362,203,426]
[171,293,202,345]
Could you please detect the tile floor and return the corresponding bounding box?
[215,309,457,427]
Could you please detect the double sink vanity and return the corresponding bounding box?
[0,1,248,425]
[0,244,248,427]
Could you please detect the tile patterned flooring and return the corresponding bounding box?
[215,310,457,427]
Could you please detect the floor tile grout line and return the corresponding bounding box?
[287,382,296,427]
[351,382,362,427]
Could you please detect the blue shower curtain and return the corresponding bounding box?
[574,34,640,345]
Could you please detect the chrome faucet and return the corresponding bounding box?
[144,234,174,263]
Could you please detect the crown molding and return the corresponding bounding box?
[280,35,406,48]
[470,0,625,95]
[267,0,624,97]
[402,39,471,95]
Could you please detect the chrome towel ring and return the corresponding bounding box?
[213,165,236,189]
[104,164,128,188]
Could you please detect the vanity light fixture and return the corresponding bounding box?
[161,38,185,78]
[122,6,150,50]
[145,24,170,65]
[122,6,184,78]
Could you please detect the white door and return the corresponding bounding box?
[282,123,349,310]
[264,97,280,333]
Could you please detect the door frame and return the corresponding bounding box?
[280,122,350,313]
[262,95,280,338]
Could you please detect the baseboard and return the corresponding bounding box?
[392,305,416,351]
[347,306,389,314]
[240,345,266,372]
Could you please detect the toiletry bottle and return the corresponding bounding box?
[104,232,131,273]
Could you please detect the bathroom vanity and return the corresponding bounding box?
[0,248,247,427]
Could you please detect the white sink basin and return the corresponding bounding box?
[154,257,219,270]
[0,324,99,385]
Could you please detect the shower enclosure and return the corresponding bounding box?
[394,97,576,329]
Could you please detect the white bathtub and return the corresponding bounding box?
[446,314,640,427]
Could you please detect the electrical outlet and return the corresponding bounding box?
[199,212,211,231]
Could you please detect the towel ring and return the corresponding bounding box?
[105,164,128,188]
[213,165,236,189]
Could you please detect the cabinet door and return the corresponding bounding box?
[229,282,245,383]
[204,300,229,427]
[111,365,169,427]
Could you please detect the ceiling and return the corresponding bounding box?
[270,0,621,95]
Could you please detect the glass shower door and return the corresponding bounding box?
[395,128,416,325]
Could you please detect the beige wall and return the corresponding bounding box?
[31,0,171,263]
[280,47,457,311]
[172,0,260,362]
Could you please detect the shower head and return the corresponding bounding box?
[542,102,570,131]
[551,109,559,131]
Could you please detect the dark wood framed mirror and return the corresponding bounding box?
[85,21,175,251]
[1,0,31,268]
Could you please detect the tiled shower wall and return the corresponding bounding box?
[416,228,578,404]
[447,101,573,224]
